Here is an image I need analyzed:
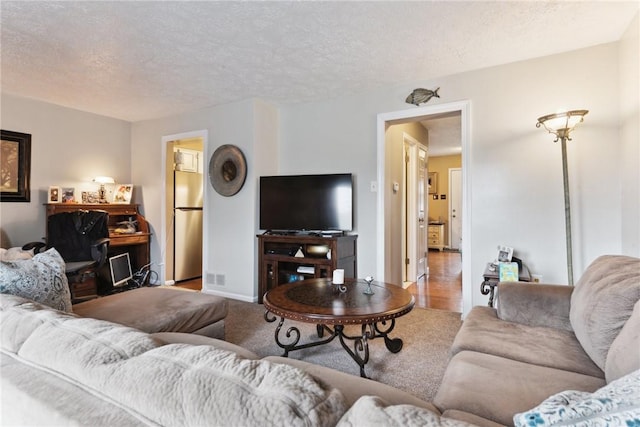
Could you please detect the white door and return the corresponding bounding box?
[416,148,428,278]
[402,142,414,284]
[402,135,428,284]
[449,168,462,250]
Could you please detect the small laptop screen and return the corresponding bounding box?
[109,253,132,287]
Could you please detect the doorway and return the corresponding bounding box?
[377,101,472,316]
[160,130,208,286]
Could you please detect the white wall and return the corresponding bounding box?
[0,94,131,247]
[619,13,640,257]
[280,41,635,307]
[130,98,278,302]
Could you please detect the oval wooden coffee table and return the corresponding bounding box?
[263,278,415,378]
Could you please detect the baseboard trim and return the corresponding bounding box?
[201,288,258,303]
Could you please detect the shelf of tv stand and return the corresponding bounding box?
[257,233,357,303]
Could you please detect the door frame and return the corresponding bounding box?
[377,100,472,316]
[160,129,208,286]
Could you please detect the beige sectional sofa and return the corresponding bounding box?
[434,255,640,426]
[1,254,639,426]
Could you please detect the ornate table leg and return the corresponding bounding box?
[480,279,495,307]
[374,319,403,353]
[265,310,337,357]
[335,324,371,378]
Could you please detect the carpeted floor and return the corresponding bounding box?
[224,299,462,402]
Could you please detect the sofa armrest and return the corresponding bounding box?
[496,282,574,331]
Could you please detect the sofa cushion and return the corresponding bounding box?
[151,331,260,360]
[441,410,506,427]
[570,255,640,371]
[73,286,228,336]
[496,282,573,331]
[0,248,72,312]
[605,300,640,382]
[1,353,146,427]
[265,355,438,411]
[433,351,606,426]
[451,306,603,378]
[336,395,475,427]
[1,294,347,426]
[513,369,640,427]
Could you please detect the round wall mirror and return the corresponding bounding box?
[209,145,247,196]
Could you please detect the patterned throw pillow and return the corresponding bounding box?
[513,369,640,426]
[0,248,72,312]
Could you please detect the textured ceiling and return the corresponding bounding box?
[1,1,638,122]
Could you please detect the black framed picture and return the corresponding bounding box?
[1,130,31,202]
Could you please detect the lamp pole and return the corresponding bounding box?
[559,134,573,285]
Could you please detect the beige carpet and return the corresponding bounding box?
[224,299,462,402]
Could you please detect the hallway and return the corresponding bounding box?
[405,250,462,312]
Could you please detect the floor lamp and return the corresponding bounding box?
[536,110,588,286]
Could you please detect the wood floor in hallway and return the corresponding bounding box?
[176,250,463,312]
[405,250,463,312]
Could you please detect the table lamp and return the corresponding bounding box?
[94,176,115,203]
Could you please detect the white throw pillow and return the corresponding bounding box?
[0,248,72,312]
[513,369,640,427]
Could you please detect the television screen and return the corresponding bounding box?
[260,173,353,232]
[109,253,133,287]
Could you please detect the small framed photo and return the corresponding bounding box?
[81,191,100,204]
[113,184,133,204]
[497,245,514,263]
[48,186,61,203]
[61,187,75,203]
[428,172,438,194]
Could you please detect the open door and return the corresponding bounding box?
[402,135,428,285]
[449,168,462,250]
[416,147,428,278]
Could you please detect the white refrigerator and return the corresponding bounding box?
[174,170,203,282]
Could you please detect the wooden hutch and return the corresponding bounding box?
[45,203,151,299]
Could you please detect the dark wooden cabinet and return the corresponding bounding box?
[257,233,357,303]
[45,203,151,298]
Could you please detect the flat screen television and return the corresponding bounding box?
[260,173,353,232]
[109,253,133,287]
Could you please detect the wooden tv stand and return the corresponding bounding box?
[257,233,357,303]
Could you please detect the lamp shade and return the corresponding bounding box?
[536,110,588,141]
[93,176,115,184]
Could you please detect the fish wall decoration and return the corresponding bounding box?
[405,87,440,106]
